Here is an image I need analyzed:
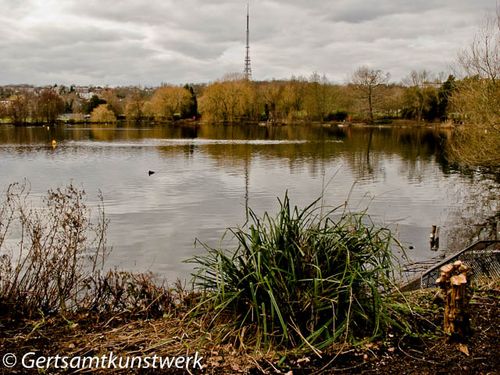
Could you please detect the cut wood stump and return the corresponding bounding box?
[436,260,471,340]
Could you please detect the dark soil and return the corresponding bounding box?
[1,285,498,374]
[257,285,500,375]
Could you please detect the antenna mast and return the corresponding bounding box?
[244,2,252,80]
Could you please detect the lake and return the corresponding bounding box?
[0,123,497,282]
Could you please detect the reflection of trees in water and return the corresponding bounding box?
[326,127,451,181]
[2,123,452,183]
[195,122,346,141]
[444,173,499,254]
[0,123,201,145]
[153,124,454,183]
[0,125,59,144]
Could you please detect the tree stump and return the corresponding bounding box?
[436,260,470,340]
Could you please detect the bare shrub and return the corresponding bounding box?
[449,12,500,167]
[0,182,109,317]
[87,270,182,319]
[449,78,500,167]
[0,183,190,320]
[456,13,499,83]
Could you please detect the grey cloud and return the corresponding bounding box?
[1,0,36,18]
[0,0,496,86]
[324,0,447,23]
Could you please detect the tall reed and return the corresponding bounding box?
[190,193,404,349]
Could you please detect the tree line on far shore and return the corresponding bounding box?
[0,71,460,126]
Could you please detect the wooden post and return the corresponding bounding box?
[430,225,439,251]
[436,260,470,340]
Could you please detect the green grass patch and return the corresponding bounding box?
[189,193,407,351]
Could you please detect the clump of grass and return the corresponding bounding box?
[190,193,406,351]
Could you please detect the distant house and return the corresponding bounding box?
[58,113,85,123]
[80,92,95,100]
[74,86,106,100]
[422,82,442,89]
[4,84,36,94]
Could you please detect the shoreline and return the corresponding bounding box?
[0,118,454,128]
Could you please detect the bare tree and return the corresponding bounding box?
[36,89,65,124]
[7,94,30,125]
[449,10,500,167]
[402,70,437,122]
[305,72,332,121]
[352,66,390,123]
[90,104,117,123]
[147,86,192,121]
[198,79,254,123]
[403,70,433,87]
[457,12,499,82]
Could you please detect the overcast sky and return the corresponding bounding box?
[0,0,496,86]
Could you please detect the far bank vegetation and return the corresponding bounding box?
[0,71,471,126]
[447,13,500,167]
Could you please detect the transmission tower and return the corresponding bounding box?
[244,3,252,80]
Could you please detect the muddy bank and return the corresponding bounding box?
[1,282,498,374]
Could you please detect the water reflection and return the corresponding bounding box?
[0,123,495,281]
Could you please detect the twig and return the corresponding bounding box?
[312,343,351,375]
[397,335,438,364]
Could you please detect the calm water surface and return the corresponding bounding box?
[0,123,496,281]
